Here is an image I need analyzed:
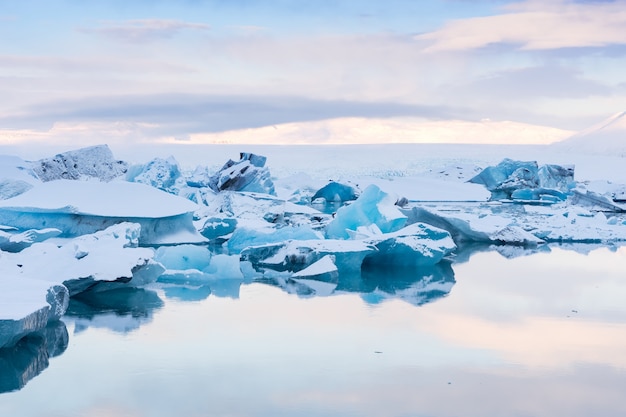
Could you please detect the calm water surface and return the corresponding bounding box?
[2,245,626,417]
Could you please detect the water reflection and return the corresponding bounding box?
[0,320,68,394]
[3,243,626,417]
[64,288,164,334]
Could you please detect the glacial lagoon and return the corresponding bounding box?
[2,244,626,417]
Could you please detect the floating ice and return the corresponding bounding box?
[0,223,165,296]
[198,216,238,240]
[290,255,339,296]
[30,145,128,182]
[312,181,359,203]
[209,152,275,195]
[469,158,574,202]
[154,244,212,271]
[228,225,322,254]
[126,156,186,194]
[0,180,205,245]
[326,184,407,239]
[241,238,377,274]
[364,222,457,267]
[0,279,69,349]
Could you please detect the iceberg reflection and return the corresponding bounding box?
[64,288,164,334]
[0,320,68,394]
[251,261,455,306]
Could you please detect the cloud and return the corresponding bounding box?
[0,93,464,135]
[80,19,210,43]
[416,0,626,52]
[454,65,613,99]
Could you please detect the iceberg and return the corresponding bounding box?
[241,239,377,274]
[469,158,574,202]
[0,180,206,245]
[326,184,407,239]
[289,255,339,296]
[208,152,275,195]
[312,181,360,203]
[198,215,238,240]
[228,225,322,254]
[30,145,128,182]
[0,223,165,296]
[0,279,69,349]
[126,156,186,195]
[363,222,457,267]
[405,203,626,245]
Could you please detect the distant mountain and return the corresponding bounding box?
[552,111,626,156]
[185,117,573,145]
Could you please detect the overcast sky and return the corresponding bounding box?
[1,0,625,145]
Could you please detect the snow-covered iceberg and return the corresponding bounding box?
[31,145,128,182]
[0,180,205,245]
[0,279,68,349]
[0,223,165,296]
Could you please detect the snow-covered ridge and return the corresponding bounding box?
[553,111,626,156]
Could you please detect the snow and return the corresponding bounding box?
[0,180,197,218]
[553,111,626,156]
[0,180,205,244]
[30,144,128,182]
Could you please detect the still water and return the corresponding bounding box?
[2,245,626,417]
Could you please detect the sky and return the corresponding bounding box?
[0,0,625,146]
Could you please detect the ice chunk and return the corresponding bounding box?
[537,164,575,191]
[126,156,186,194]
[490,226,545,246]
[469,158,538,192]
[154,244,212,271]
[0,320,68,393]
[157,251,243,285]
[0,279,69,348]
[364,222,457,267]
[326,184,407,239]
[290,255,339,296]
[0,223,165,296]
[228,225,322,254]
[208,153,275,195]
[241,239,377,274]
[312,181,359,203]
[198,216,237,240]
[469,159,575,201]
[186,165,213,188]
[31,145,128,182]
[0,180,206,245]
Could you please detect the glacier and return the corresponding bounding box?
[1,143,626,357]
